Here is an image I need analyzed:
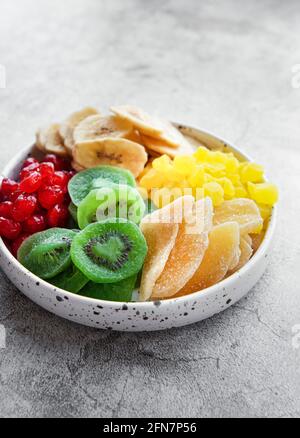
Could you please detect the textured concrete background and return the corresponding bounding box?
[0,0,299,418]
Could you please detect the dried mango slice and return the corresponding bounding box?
[139,222,179,301]
[151,198,213,299]
[214,198,263,235]
[176,221,240,297]
[139,196,194,300]
[228,235,253,274]
[251,231,265,253]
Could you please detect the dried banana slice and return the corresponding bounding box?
[111,105,164,137]
[73,115,133,144]
[71,160,86,172]
[155,121,190,149]
[36,124,68,157]
[140,134,194,158]
[73,138,148,177]
[59,107,99,153]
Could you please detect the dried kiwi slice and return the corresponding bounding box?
[18,228,76,279]
[71,219,147,283]
[49,264,89,293]
[77,184,145,229]
[68,165,136,206]
[80,274,137,302]
[68,202,78,224]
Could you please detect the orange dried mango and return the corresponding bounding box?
[176,222,241,296]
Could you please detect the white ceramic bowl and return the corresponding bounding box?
[0,126,276,331]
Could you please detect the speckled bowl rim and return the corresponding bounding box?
[0,125,277,311]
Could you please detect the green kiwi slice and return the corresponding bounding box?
[68,202,78,224]
[68,166,136,207]
[49,264,89,293]
[18,228,76,279]
[71,219,147,283]
[79,274,137,302]
[77,184,145,230]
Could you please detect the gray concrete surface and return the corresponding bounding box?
[0,0,299,418]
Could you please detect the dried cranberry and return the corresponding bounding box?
[38,185,64,210]
[22,157,39,169]
[0,201,13,218]
[39,162,55,179]
[12,194,37,222]
[0,217,22,240]
[23,214,46,234]
[43,154,70,171]
[47,204,69,228]
[1,178,19,197]
[9,189,23,203]
[46,171,70,188]
[20,171,43,193]
[19,162,40,180]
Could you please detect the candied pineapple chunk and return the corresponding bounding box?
[152,154,172,172]
[173,155,196,176]
[193,146,210,162]
[203,182,224,207]
[214,198,263,235]
[240,163,264,183]
[139,144,278,224]
[218,177,235,200]
[248,182,279,206]
[188,165,205,188]
[176,222,241,296]
[140,168,165,189]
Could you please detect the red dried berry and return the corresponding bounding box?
[38,185,64,210]
[20,162,40,180]
[42,154,59,168]
[43,154,70,171]
[46,171,70,188]
[0,217,22,240]
[20,171,43,193]
[23,214,46,234]
[22,157,39,169]
[0,201,13,218]
[39,162,55,179]
[9,189,23,202]
[68,171,76,179]
[46,204,69,228]
[1,178,19,197]
[12,194,37,222]
[11,233,30,257]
